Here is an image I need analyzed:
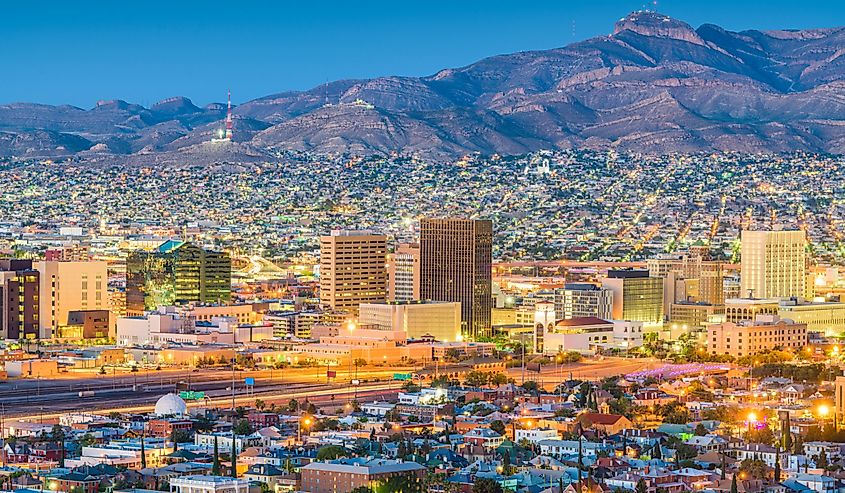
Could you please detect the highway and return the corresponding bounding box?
[2,357,655,421]
[0,365,411,419]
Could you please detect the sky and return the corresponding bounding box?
[5,0,845,108]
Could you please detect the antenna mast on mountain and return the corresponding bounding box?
[225,89,234,141]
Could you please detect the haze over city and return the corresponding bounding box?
[2,2,845,493]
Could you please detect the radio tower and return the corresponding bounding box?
[224,89,234,141]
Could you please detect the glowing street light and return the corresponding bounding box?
[817,404,830,418]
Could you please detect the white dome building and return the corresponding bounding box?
[154,393,187,417]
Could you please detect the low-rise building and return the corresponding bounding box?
[299,459,426,493]
[707,315,808,358]
[170,475,250,493]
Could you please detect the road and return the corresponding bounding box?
[507,357,655,389]
[3,357,655,421]
[0,365,412,418]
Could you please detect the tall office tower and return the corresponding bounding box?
[387,243,420,302]
[420,218,493,340]
[557,283,614,320]
[126,241,231,316]
[602,269,664,327]
[649,252,726,306]
[35,260,108,338]
[319,230,387,316]
[0,260,40,340]
[740,230,808,299]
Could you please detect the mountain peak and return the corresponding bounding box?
[150,96,200,115]
[613,10,705,45]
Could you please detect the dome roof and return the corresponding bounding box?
[154,393,187,416]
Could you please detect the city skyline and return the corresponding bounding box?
[2,4,845,493]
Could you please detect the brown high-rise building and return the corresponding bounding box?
[420,218,493,339]
[0,259,41,340]
[320,230,387,316]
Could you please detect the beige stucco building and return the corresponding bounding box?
[358,300,461,341]
[319,230,387,316]
[706,315,807,358]
[34,260,109,339]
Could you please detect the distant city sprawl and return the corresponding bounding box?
[2,150,844,264]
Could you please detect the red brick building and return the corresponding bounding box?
[300,460,426,493]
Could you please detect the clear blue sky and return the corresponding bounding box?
[6,0,845,108]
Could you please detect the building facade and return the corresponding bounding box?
[35,260,108,338]
[299,460,426,493]
[557,283,614,320]
[0,259,40,340]
[358,300,461,341]
[387,242,420,302]
[706,315,808,358]
[777,299,845,336]
[420,218,493,339]
[319,230,387,316]
[602,270,664,327]
[126,241,231,316]
[740,230,808,299]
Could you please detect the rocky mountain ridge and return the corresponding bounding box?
[4,11,845,161]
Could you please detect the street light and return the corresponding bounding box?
[817,404,830,419]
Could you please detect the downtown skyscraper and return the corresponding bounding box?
[740,230,808,299]
[420,218,493,340]
[319,230,387,316]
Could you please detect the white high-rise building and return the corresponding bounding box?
[557,283,614,320]
[387,243,420,302]
[740,230,808,299]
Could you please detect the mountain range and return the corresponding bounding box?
[5,11,845,161]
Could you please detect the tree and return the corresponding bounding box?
[490,373,509,386]
[490,420,506,436]
[661,401,691,424]
[170,429,191,445]
[694,423,708,436]
[501,450,512,476]
[51,424,67,467]
[140,433,147,469]
[349,487,372,493]
[816,449,829,469]
[774,449,781,482]
[738,458,768,480]
[635,478,648,493]
[377,475,422,493]
[353,358,368,368]
[521,380,539,393]
[212,436,221,475]
[316,445,348,461]
[608,397,633,418]
[473,477,503,493]
[288,399,300,412]
[464,371,489,388]
[254,399,266,411]
[402,381,421,393]
[792,433,804,455]
[674,443,697,461]
[233,419,253,436]
[731,474,738,493]
[231,437,238,478]
[444,348,462,362]
[746,426,775,445]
